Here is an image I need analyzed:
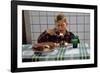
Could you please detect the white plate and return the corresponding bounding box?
[23,50,34,56]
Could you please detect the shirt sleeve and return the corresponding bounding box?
[67,32,75,43]
[37,31,49,43]
[70,32,75,39]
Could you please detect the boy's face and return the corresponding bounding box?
[56,20,68,33]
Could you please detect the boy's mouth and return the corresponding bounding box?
[59,30,65,33]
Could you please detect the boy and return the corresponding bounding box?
[37,13,75,46]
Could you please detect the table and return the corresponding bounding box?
[22,43,90,62]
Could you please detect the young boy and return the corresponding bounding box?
[37,13,75,46]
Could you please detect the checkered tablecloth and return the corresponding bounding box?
[22,43,90,62]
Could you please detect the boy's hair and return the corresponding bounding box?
[55,13,66,22]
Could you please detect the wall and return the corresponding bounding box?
[24,10,90,47]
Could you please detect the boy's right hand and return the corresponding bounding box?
[47,29,56,35]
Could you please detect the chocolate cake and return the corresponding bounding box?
[32,42,56,52]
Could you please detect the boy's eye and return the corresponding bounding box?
[58,24,63,27]
[58,25,61,27]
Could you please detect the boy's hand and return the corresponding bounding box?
[47,29,56,35]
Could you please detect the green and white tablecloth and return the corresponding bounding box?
[22,43,90,62]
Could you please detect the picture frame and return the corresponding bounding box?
[11,0,97,72]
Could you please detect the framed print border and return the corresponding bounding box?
[11,1,97,72]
